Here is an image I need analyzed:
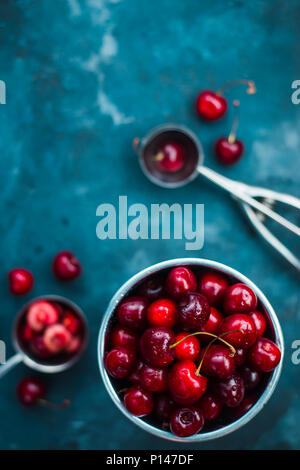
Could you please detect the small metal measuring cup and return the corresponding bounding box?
[135,124,300,271]
[0,295,88,379]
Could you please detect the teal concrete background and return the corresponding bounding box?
[0,0,299,450]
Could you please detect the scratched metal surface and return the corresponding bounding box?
[0,0,299,450]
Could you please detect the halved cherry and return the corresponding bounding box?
[43,324,71,353]
[27,301,59,332]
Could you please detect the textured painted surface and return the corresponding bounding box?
[0,0,299,450]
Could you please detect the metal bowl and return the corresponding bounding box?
[98,258,284,442]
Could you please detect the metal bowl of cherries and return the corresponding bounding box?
[98,258,283,442]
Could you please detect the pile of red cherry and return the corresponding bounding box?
[104,265,281,438]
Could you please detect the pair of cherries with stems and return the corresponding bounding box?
[155,79,256,171]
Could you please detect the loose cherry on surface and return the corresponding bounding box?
[198,272,229,306]
[198,344,235,379]
[62,310,81,335]
[231,395,255,420]
[8,268,34,295]
[117,296,149,331]
[147,298,177,328]
[173,332,200,361]
[218,314,257,349]
[165,267,197,300]
[140,327,175,368]
[247,337,281,372]
[154,141,185,173]
[199,392,223,421]
[137,277,165,301]
[124,385,153,417]
[140,364,168,393]
[104,346,136,379]
[52,250,82,281]
[168,359,207,405]
[43,324,72,353]
[17,377,46,406]
[215,100,244,166]
[27,301,60,332]
[178,292,210,330]
[154,393,176,422]
[170,405,204,437]
[200,307,224,343]
[213,372,245,408]
[111,324,138,349]
[223,283,257,315]
[249,310,267,337]
[239,364,262,390]
[234,347,247,367]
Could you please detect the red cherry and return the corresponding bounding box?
[65,335,81,354]
[147,298,177,328]
[195,91,227,121]
[155,141,185,172]
[199,393,223,421]
[124,385,153,417]
[213,372,245,407]
[200,307,224,343]
[17,377,46,406]
[140,327,175,368]
[27,301,60,332]
[8,268,34,295]
[223,283,257,315]
[178,292,210,330]
[137,277,165,301]
[239,364,262,390]
[111,324,138,349]
[198,272,229,306]
[43,324,72,353]
[117,296,149,331]
[249,310,267,337]
[170,406,204,437]
[128,359,144,384]
[168,359,207,405]
[173,332,200,361]
[247,337,281,372]
[62,310,81,335]
[198,344,235,379]
[218,314,257,349]
[52,250,82,281]
[140,364,168,392]
[30,335,52,359]
[234,347,247,367]
[154,393,176,422]
[165,267,197,299]
[105,346,136,379]
[231,395,255,420]
[22,325,34,342]
[215,137,244,166]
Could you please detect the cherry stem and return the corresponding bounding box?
[228,100,240,144]
[153,151,164,162]
[170,331,236,355]
[216,79,256,97]
[117,388,129,395]
[132,137,140,154]
[38,398,71,410]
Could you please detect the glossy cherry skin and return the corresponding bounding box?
[218,314,257,349]
[27,301,60,332]
[128,359,144,384]
[17,377,46,406]
[117,296,149,331]
[223,283,257,315]
[213,372,245,407]
[52,250,82,280]
[124,385,153,417]
[198,344,235,379]
[168,360,207,405]
[8,268,34,295]
[178,292,210,330]
[140,327,175,368]
[170,405,204,437]
[200,307,224,343]
[154,393,176,422]
[239,364,262,390]
[156,141,185,172]
[140,364,168,392]
[173,332,200,361]
[147,298,177,328]
[231,395,255,420]
[62,311,81,335]
[215,137,244,166]
[105,346,136,379]
[138,277,165,301]
[199,393,223,421]
[195,91,227,121]
[234,347,247,367]
[198,272,229,306]
[165,267,197,300]
[249,310,267,337]
[247,337,281,372]
[111,324,138,349]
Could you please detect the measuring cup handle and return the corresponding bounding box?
[0,353,23,379]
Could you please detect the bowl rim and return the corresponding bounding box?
[97,258,284,443]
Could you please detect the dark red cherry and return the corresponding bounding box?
[154,393,176,422]
[200,307,224,343]
[231,395,255,420]
[140,327,175,368]
[215,137,244,166]
[198,272,229,306]
[249,310,267,337]
[247,337,281,372]
[165,267,197,299]
[104,346,136,379]
[17,377,46,406]
[195,91,227,121]
[218,314,257,349]
[173,332,200,361]
[22,324,34,342]
[147,298,177,328]
[223,283,257,315]
[140,364,168,392]
[111,324,138,349]
[168,360,207,405]
[170,405,204,437]
[239,364,262,390]
[124,385,153,417]
[178,292,210,330]
[234,347,247,367]
[198,344,235,379]
[213,373,245,407]
[8,268,34,295]
[128,359,144,384]
[137,277,165,301]
[155,141,185,172]
[30,335,52,359]
[117,296,149,331]
[199,393,223,421]
[52,250,82,280]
